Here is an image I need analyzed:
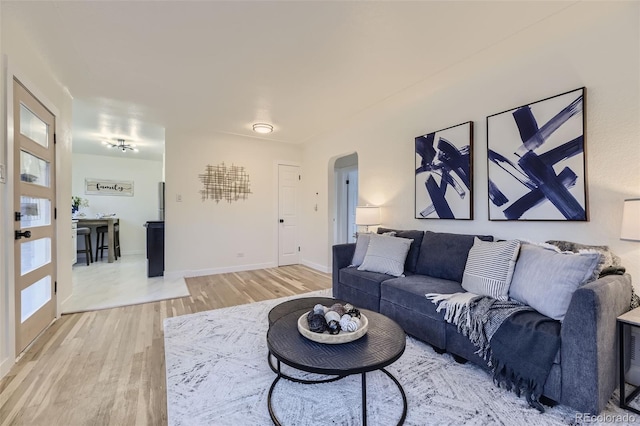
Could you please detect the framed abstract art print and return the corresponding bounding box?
[415,121,473,220]
[486,88,587,221]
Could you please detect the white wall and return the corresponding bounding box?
[1,13,74,377]
[72,153,163,255]
[301,2,640,283]
[164,130,301,277]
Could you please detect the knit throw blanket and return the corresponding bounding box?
[426,292,560,412]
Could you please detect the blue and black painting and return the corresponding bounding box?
[488,93,585,220]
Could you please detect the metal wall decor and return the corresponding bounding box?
[199,162,252,203]
[487,88,587,221]
[415,121,473,220]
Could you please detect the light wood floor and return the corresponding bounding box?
[0,265,331,426]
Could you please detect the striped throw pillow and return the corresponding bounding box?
[357,234,413,277]
[461,238,521,300]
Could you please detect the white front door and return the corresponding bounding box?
[278,164,299,266]
[13,78,57,354]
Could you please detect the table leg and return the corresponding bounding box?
[362,372,367,426]
[107,220,114,263]
[621,321,626,409]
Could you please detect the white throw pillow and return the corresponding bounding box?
[357,234,413,277]
[461,238,521,301]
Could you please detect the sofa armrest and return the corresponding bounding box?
[560,273,632,414]
[332,244,356,297]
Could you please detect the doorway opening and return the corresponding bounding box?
[333,153,358,245]
[65,101,188,313]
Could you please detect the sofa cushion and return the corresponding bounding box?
[377,227,425,273]
[509,243,602,321]
[339,267,393,299]
[358,234,413,277]
[415,231,493,282]
[461,238,521,301]
[380,274,464,321]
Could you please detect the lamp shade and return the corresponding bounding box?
[621,198,640,241]
[355,206,380,226]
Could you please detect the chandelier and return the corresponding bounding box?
[103,139,138,152]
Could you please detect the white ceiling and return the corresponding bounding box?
[2,1,575,161]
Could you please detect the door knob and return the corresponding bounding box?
[15,230,32,240]
[279,219,284,223]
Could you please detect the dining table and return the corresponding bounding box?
[76,217,119,263]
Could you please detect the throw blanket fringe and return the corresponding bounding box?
[425,292,478,327]
[490,357,545,413]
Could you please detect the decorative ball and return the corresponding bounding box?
[347,307,361,318]
[327,320,341,335]
[343,321,358,332]
[351,317,361,328]
[307,312,327,333]
[344,303,354,311]
[313,304,327,315]
[339,315,352,330]
[330,303,346,316]
[324,310,341,323]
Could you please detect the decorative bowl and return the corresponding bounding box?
[297,312,368,344]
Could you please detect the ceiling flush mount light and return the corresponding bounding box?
[252,123,273,134]
[104,139,138,152]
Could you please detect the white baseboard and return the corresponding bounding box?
[60,292,75,314]
[301,259,330,273]
[121,250,144,256]
[165,262,278,280]
[0,356,13,381]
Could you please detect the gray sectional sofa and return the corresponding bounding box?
[332,228,633,415]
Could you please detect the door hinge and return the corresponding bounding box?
[346,179,349,185]
[15,211,22,221]
[54,207,57,220]
[54,281,57,294]
[298,175,301,180]
[54,133,57,144]
[298,246,300,252]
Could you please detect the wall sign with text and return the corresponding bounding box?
[85,178,134,196]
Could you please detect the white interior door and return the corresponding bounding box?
[335,166,358,244]
[278,164,299,266]
[13,78,57,354]
[346,169,358,243]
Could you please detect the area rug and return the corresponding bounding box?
[164,290,634,425]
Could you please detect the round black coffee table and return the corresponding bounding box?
[267,305,407,425]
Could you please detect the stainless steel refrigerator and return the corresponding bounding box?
[159,182,165,220]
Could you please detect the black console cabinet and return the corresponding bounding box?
[145,221,165,277]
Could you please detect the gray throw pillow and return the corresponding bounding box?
[461,238,521,301]
[377,227,425,273]
[350,233,372,267]
[357,234,413,277]
[508,243,602,321]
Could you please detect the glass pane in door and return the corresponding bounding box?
[21,275,51,323]
[20,237,51,276]
[19,104,48,148]
[20,150,50,187]
[20,196,51,228]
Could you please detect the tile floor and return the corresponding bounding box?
[63,254,190,313]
